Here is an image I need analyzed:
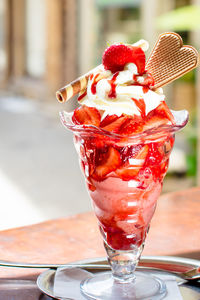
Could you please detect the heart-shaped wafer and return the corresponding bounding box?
[146,32,199,89]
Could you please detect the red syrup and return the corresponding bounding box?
[143,72,155,87]
[133,74,138,82]
[131,98,146,118]
[108,72,119,98]
[91,73,100,94]
[142,86,149,94]
[78,91,87,101]
[133,73,152,94]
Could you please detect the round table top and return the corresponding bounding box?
[0,187,199,299]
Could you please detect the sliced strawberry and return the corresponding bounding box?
[94,147,121,179]
[87,182,96,192]
[116,167,139,180]
[155,102,175,123]
[131,98,146,118]
[100,114,119,128]
[146,143,163,166]
[101,115,129,133]
[93,136,106,149]
[120,144,143,163]
[102,44,145,74]
[135,145,149,160]
[145,101,174,128]
[143,116,169,131]
[119,116,144,135]
[159,159,169,179]
[72,105,101,127]
[116,145,149,180]
[143,101,175,131]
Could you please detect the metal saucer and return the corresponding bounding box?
[37,256,200,300]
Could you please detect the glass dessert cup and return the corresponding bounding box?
[60,109,188,300]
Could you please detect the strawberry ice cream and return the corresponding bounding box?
[58,33,198,300]
[61,40,186,250]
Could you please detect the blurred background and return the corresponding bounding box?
[0,0,200,230]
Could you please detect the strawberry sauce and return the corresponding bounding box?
[91,73,100,94]
[142,86,149,94]
[131,98,146,118]
[78,91,87,101]
[133,74,138,82]
[108,72,119,98]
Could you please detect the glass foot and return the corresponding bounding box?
[80,271,167,300]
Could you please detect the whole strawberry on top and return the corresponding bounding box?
[102,44,146,74]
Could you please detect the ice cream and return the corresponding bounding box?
[62,39,186,251]
[59,34,198,300]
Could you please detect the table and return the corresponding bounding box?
[0,187,199,299]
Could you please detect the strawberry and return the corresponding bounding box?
[101,115,129,133]
[118,116,144,135]
[146,102,174,124]
[134,145,149,160]
[116,167,139,180]
[155,102,175,122]
[159,159,169,179]
[94,147,121,180]
[72,105,101,127]
[87,182,96,192]
[143,116,169,131]
[144,102,174,131]
[102,44,145,74]
[100,114,119,128]
[143,101,174,131]
[116,145,149,180]
[120,144,143,162]
[146,143,163,166]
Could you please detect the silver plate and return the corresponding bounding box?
[37,256,200,300]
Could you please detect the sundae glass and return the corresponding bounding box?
[58,35,197,299]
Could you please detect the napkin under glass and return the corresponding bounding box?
[53,267,183,300]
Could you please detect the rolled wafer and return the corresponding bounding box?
[56,65,103,103]
[146,32,199,89]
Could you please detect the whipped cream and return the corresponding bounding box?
[79,40,165,118]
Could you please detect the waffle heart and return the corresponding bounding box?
[146,32,199,89]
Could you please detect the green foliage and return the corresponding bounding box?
[156,5,200,31]
[178,69,195,83]
[185,113,197,177]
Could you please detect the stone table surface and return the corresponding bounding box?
[0,187,199,299]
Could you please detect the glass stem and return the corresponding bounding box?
[104,242,144,283]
